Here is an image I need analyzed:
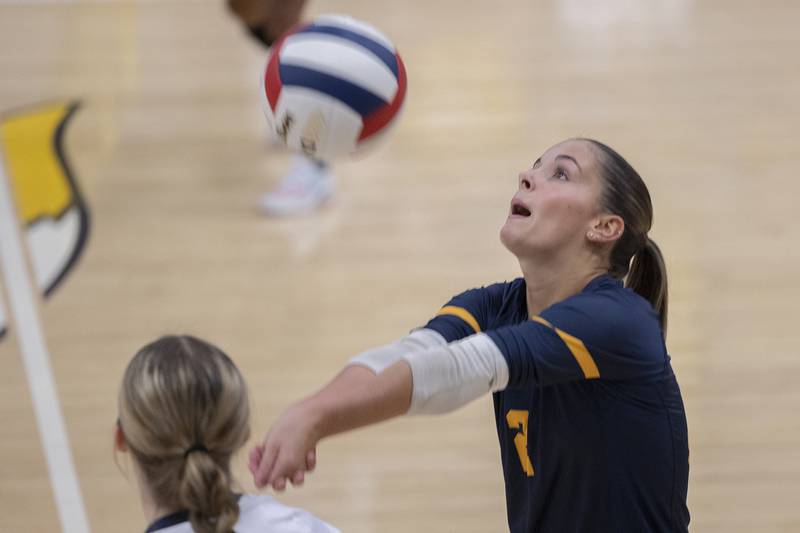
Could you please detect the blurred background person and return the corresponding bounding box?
[227,0,336,217]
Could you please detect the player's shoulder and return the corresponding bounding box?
[544,274,661,338]
[143,495,338,533]
[570,274,654,315]
[451,278,524,321]
[237,494,339,533]
[456,278,523,302]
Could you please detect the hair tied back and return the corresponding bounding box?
[184,443,209,459]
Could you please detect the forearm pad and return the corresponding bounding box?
[347,328,447,374]
[403,333,509,415]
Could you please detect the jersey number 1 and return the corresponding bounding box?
[506,410,534,477]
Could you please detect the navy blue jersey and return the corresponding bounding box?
[423,275,689,533]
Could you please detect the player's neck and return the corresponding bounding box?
[133,464,181,526]
[142,497,179,528]
[519,258,605,318]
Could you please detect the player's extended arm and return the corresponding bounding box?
[250,331,508,490]
[250,362,412,490]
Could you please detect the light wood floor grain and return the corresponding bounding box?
[1,0,799,531]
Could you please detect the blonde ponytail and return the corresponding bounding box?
[118,335,250,533]
[180,451,240,533]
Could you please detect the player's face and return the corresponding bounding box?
[500,139,604,259]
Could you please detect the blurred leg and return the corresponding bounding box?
[259,155,336,216]
[228,0,308,46]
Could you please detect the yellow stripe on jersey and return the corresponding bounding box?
[531,315,600,379]
[531,315,553,328]
[437,306,481,334]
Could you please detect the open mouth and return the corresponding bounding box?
[511,200,532,217]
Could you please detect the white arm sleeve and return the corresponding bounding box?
[347,328,447,374]
[403,333,509,415]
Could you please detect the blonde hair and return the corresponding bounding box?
[118,335,250,533]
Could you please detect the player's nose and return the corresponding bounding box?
[518,169,535,191]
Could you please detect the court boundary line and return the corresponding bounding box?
[0,152,90,532]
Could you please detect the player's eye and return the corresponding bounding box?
[553,167,569,181]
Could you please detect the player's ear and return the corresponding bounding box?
[588,214,624,244]
[114,419,128,453]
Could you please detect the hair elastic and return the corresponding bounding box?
[183,443,209,459]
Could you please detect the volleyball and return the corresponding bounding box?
[260,14,407,161]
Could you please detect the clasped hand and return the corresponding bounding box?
[249,402,319,491]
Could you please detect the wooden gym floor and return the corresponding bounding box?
[0,0,799,531]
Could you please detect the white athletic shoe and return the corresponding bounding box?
[259,155,336,216]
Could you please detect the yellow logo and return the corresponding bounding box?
[0,101,89,339]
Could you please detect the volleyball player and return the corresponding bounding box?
[227,0,335,216]
[115,335,338,533]
[250,138,690,532]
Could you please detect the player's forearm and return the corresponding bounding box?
[299,362,413,441]
[292,331,508,443]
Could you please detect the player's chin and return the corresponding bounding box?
[499,223,529,256]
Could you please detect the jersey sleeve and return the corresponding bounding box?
[421,283,508,342]
[486,289,667,387]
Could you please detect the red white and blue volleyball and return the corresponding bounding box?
[260,14,407,161]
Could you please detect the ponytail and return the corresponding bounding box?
[626,237,668,333]
[180,451,240,533]
[118,336,251,533]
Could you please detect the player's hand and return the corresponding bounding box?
[249,402,320,491]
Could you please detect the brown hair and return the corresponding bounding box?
[582,138,669,332]
[118,335,250,533]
